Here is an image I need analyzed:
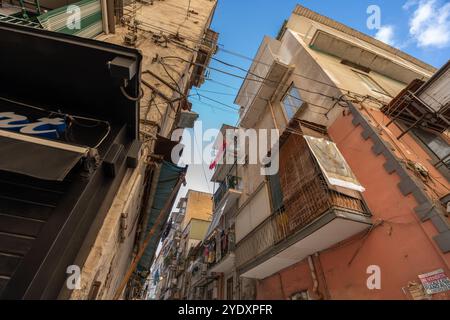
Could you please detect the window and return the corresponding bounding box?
[268,172,284,213]
[281,84,303,121]
[226,277,234,300]
[353,70,389,96]
[413,128,450,169]
[341,59,371,73]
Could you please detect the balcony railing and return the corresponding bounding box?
[207,227,236,270]
[236,184,370,268]
[235,135,371,270]
[191,28,218,87]
[213,175,241,208]
[190,258,207,286]
[201,29,219,52]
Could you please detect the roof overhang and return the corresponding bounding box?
[310,30,432,84]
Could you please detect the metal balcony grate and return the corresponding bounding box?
[0,13,42,28]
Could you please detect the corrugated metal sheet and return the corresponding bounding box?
[37,0,103,38]
[418,62,450,112]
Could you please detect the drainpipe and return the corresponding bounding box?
[100,0,109,35]
[106,0,116,33]
[268,100,279,130]
[308,255,322,300]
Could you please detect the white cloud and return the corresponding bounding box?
[403,0,419,10]
[375,25,396,45]
[406,0,450,48]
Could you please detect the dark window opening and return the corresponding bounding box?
[352,70,390,97]
[341,59,371,73]
[268,172,284,213]
[412,128,450,171]
[281,83,304,121]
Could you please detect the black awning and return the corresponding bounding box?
[0,135,85,181]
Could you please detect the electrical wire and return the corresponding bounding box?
[132,10,388,113]
[196,94,240,111]
[0,95,111,149]
[193,89,236,96]
[159,60,183,93]
[160,55,373,109]
[146,28,389,109]
[218,47,360,94]
[176,0,191,35]
[189,97,239,114]
[193,130,212,193]
[127,4,398,109]
[120,85,145,101]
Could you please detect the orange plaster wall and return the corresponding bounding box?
[256,111,450,300]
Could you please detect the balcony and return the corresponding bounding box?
[235,134,372,279]
[200,29,219,53]
[174,212,184,225]
[235,36,290,128]
[191,29,219,87]
[213,175,242,211]
[190,258,208,287]
[208,227,236,274]
[210,124,239,183]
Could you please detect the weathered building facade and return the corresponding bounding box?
[230,5,449,300]
[70,0,219,300]
[0,0,218,300]
[152,190,213,300]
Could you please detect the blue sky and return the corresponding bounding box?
[179,0,450,196]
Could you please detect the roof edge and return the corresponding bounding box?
[293,5,436,73]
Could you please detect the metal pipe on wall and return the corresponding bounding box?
[100,0,109,35]
[308,255,320,299]
[106,0,115,33]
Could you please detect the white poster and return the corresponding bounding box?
[304,135,365,192]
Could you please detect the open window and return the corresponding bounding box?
[412,127,450,176]
[281,83,304,121]
[353,70,390,97]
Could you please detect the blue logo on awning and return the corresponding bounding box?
[0,112,66,139]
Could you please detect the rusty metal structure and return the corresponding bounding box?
[236,128,371,270]
[381,62,450,137]
[279,133,369,233]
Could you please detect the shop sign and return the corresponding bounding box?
[0,111,66,139]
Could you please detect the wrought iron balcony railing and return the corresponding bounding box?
[235,135,371,270]
[213,175,242,208]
